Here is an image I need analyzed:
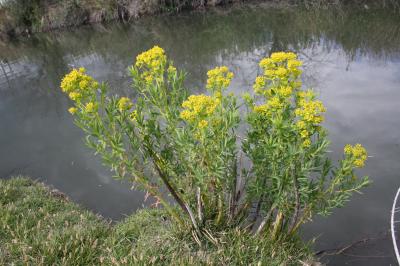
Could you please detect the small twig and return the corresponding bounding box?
[315,231,390,257]
[342,253,391,259]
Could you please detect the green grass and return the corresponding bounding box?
[0,177,313,265]
[0,177,110,265]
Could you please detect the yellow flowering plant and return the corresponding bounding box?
[61,46,369,243]
[243,52,369,238]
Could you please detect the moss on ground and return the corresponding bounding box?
[0,177,313,265]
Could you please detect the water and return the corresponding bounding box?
[1,4,400,265]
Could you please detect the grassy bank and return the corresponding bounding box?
[0,0,242,39]
[0,177,313,265]
[1,0,399,39]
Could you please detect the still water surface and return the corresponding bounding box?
[1,4,400,265]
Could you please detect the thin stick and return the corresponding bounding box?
[315,231,390,257]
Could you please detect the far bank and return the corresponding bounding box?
[0,0,399,40]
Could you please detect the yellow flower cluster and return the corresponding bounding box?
[254,52,302,96]
[129,110,138,122]
[295,100,326,125]
[135,46,167,84]
[253,76,266,93]
[85,102,97,113]
[270,52,297,62]
[135,46,166,69]
[297,90,315,101]
[253,97,284,116]
[206,66,234,92]
[60,68,98,102]
[263,61,302,80]
[294,90,326,147]
[344,144,368,168]
[167,65,177,76]
[118,97,133,112]
[252,52,321,148]
[277,86,293,98]
[68,107,78,115]
[198,120,209,129]
[180,94,220,129]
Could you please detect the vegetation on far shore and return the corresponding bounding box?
[0,177,314,265]
[0,0,242,38]
[0,0,399,39]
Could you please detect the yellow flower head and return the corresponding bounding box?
[259,58,274,70]
[118,97,133,112]
[135,46,167,84]
[253,76,266,94]
[297,89,315,101]
[198,120,209,129]
[277,86,293,98]
[287,59,302,69]
[293,89,325,140]
[344,144,353,155]
[295,99,326,125]
[268,97,284,110]
[79,80,89,90]
[180,94,219,123]
[68,107,78,115]
[296,120,307,129]
[85,102,97,113]
[253,97,284,117]
[129,110,138,122]
[344,144,368,168]
[68,92,82,101]
[287,59,303,77]
[167,65,177,76]
[264,69,275,78]
[300,130,309,138]
[61,68,97,95]
[206,66,234,92]
[257,52,302,83]
[253,104,269,115]
[135,46,166,68]
[274,67,288,78]
[302,139,311,148]
[135,46,166,74]
[270,52,297,62]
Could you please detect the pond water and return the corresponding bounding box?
[1,4,400,265]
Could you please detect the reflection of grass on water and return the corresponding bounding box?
[0,177,313,265]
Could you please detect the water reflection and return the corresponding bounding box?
[0,4,400,265]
